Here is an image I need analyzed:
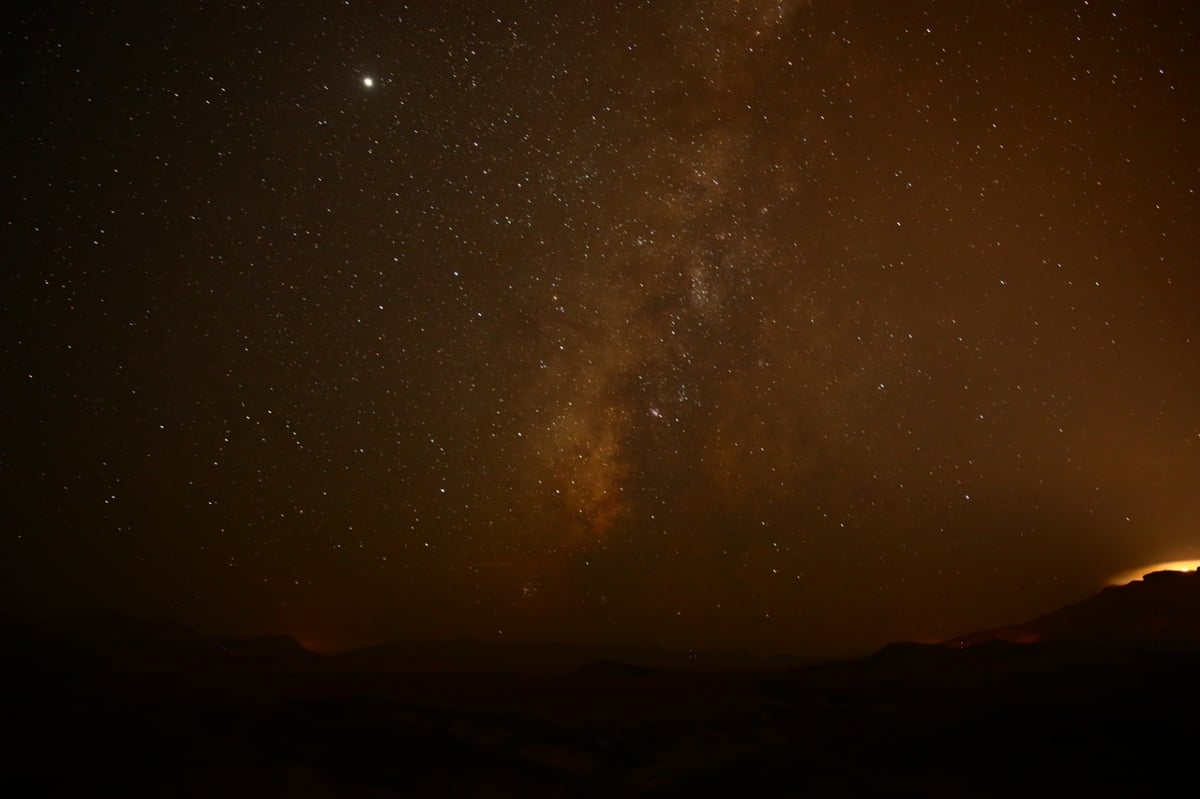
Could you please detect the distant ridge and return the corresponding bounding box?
[332,638,808,674]
[941,567,1200,648]
[0,612,808,674]
[0,611,314,671]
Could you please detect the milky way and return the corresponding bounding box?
[4,0,1199,653]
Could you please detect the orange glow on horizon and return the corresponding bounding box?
[1109,560,1200,586]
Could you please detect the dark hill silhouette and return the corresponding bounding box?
[1,611,314,671]
[0,612,807,674]
[941,567,1200,647]
[8,579,1200,796]
[334,638,807,674]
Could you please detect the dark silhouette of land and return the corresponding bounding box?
[942,568,1200,646]
[7,570,1200,796]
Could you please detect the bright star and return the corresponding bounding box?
[362,76,374,88]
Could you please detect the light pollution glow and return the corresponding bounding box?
[1109,560,1200,586]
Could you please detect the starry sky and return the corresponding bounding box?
[4,0,1199,655]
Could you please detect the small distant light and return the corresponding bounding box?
[363,76,375,88]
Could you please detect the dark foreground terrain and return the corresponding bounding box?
[8,638,1199,797]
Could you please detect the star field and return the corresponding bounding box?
[4,0,1199,654]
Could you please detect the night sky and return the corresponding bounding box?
[5,0,1199,655]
